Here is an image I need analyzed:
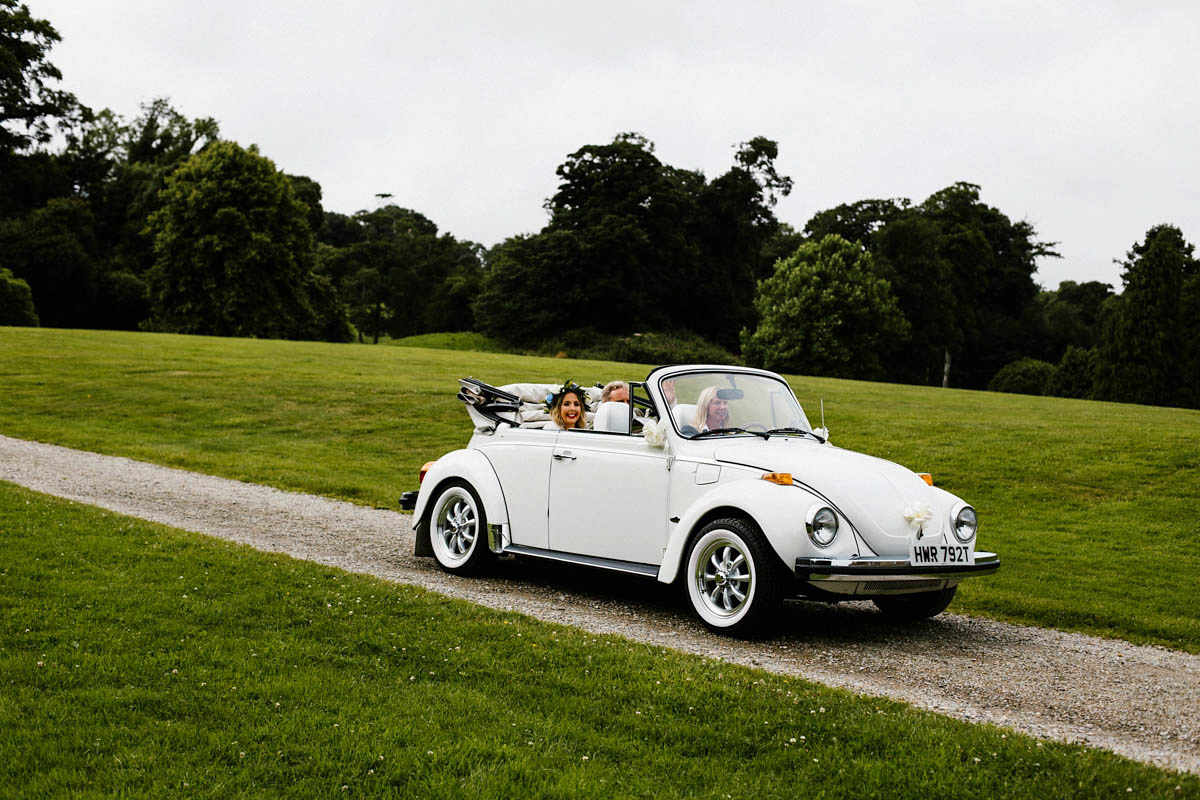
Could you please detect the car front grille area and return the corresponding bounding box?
[861,579,944,594]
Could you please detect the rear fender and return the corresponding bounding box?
[411,449,507,557]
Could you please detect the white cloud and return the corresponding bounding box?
[33,0,1200,289]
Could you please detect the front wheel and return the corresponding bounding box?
[428,480,493,575]
[872,586,957,621]
[684,518,784,635]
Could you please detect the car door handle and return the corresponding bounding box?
[553,451,576,461]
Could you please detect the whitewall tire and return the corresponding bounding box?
[428,480,493,575]
[685,518,784,635]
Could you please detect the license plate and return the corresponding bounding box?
[909,542,974,566]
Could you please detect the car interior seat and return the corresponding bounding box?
[593,401,631,434]
[671,403,696,428]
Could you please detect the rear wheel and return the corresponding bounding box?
[872,586,957,621]
[428,480,493,575]
[684,518,784,635]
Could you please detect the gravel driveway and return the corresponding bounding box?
[2,433,1197,776]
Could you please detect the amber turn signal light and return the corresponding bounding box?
[419,461,436,484]
[917,473,934,486]
[761,472,793,485]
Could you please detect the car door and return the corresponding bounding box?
[474,428,556,549]
[547,430,670,565]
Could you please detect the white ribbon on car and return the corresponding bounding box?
[903,502,934,535]
[642,416,669,448]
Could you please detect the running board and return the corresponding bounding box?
[501,544,660,579]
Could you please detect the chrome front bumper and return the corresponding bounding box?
[795,551,1000,583]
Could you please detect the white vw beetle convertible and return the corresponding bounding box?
[400,365,999,635]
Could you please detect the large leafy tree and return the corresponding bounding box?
[1,2,360,339]
[799,197,956,383]
[0,2,76,220]
[803,198,908,246]
[0,98,221,330]
[914,183,1055,388]
[795,183,1055,388]
[1093,224,1197,407]
[477,134,688,342]
[690,137,793,347]
[1036,279,1113,363]
[318,205,482,341]
[741,235,909,379]
[543,132,702,334]
[144,140,343,340]
[476,132,790,347]
[871,214,958,385]
[82,100,220,272]
[0,196,97,326]
[473,229,590,340]
[0,0,75,154]
[341,259,393,344]
[0,148,70,218]
[63,99,220,328]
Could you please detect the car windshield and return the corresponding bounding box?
[660,371,814,439]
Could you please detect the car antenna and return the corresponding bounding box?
[821,399,828,437]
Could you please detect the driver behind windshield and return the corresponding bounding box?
[693,386,730,432]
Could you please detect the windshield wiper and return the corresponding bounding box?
[765,427,826,443]
[691,427,769,440]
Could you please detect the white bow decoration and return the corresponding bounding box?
[903,502,934,535]
[642,417,669,448]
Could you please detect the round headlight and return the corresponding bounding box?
[951,504,977,543]
[806,506,839,547]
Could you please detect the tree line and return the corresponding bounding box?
[2,2,1197,408]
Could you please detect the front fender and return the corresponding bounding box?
[656,478,864,584]
[411,449,508,557]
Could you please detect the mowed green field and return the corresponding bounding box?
[6,482,1194,798]
[2,327,1199,653]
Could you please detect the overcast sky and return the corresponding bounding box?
[33,0,1200,290]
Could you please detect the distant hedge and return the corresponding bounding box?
[988,358,1056,396]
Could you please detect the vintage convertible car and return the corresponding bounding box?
[400,365,999,635]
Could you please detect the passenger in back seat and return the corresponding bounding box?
[548,382,589,430]
[600,381,629,404]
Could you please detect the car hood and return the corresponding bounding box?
[711,439,949,549]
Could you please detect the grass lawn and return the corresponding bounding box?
[1,327,1198,653]
[2,482,1195,798]
[387,331,508,353]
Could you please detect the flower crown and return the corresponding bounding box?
[544,380,590,414]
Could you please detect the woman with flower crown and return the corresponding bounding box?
[548,382,588,430]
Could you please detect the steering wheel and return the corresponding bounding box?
[680,425,699,437]
[743,423,767,433]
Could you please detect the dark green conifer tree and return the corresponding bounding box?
[1093,225,1196,407]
